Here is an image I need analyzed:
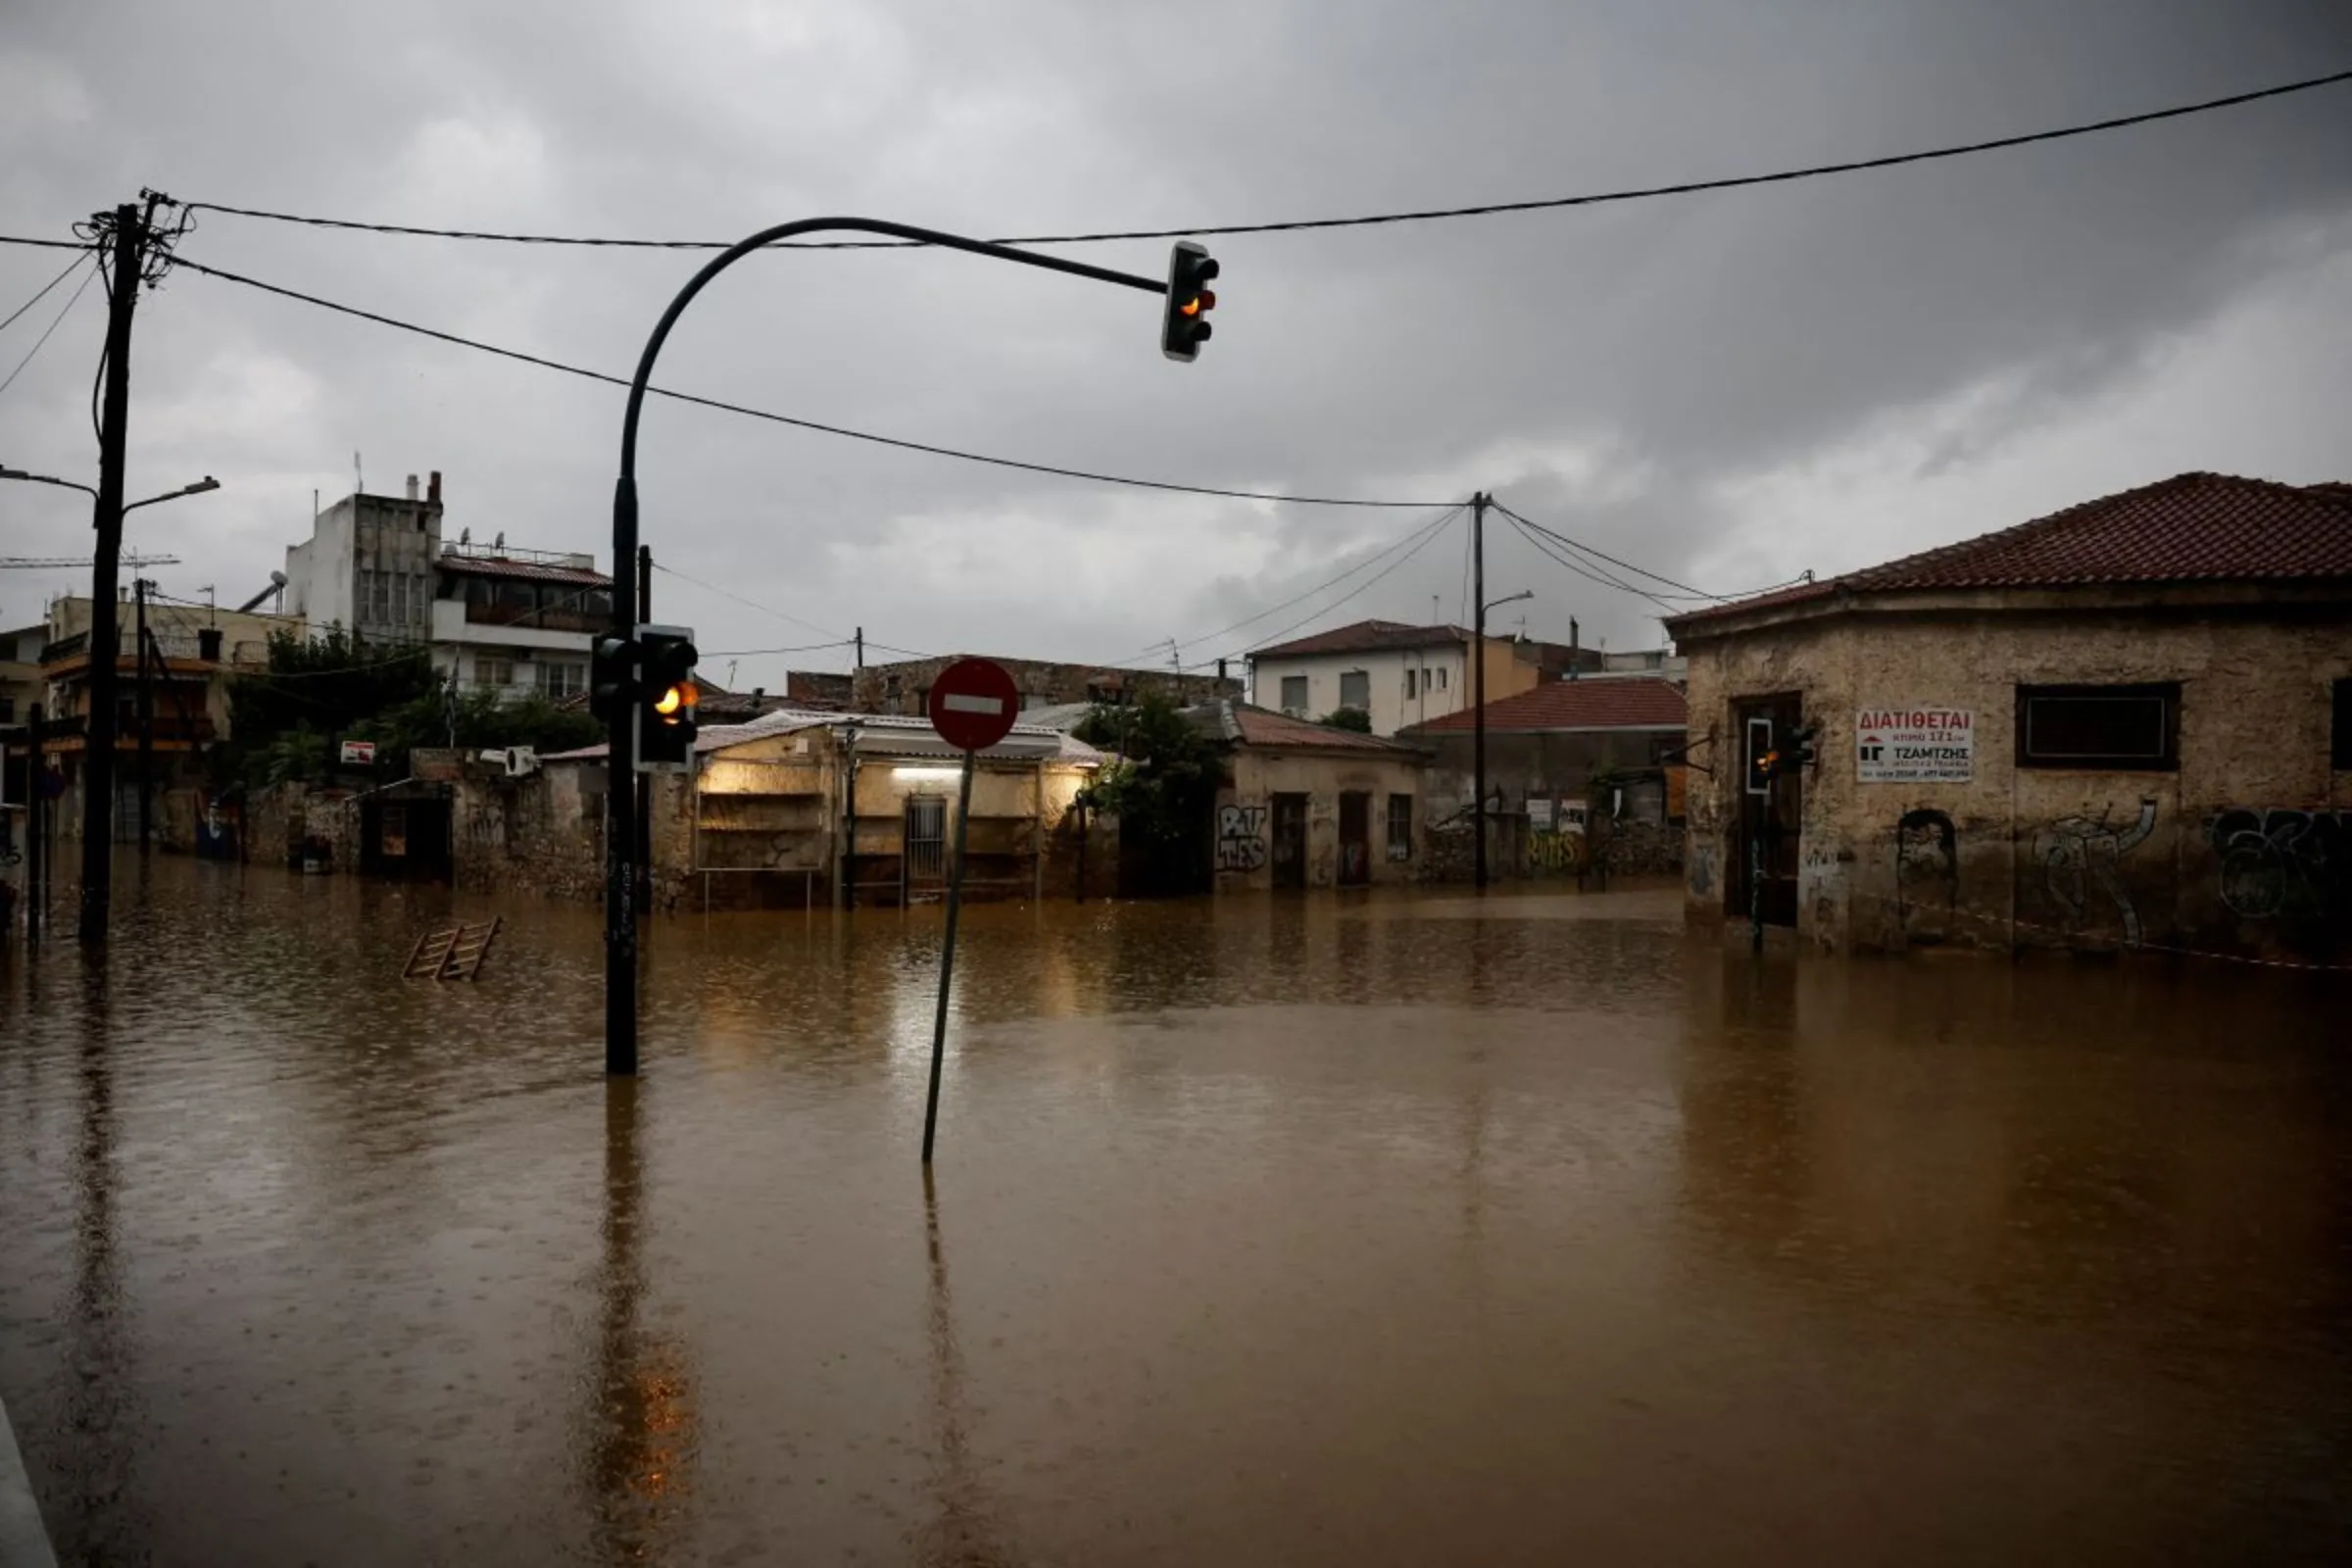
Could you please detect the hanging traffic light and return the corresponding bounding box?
[590,634,636,726]
[1786,724,1819,772]
[636,623,699,771]
[1161,240,1219,363]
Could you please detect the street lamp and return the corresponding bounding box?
[602,215,1198,1077]
[1484,588,1533,616]
[124,475,220,514]
[2,466,220,513]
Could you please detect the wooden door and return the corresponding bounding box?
[1338,792,1371,886]
[1271,793,1308,889]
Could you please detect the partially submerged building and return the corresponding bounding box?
[1665,472,2352,961]
[1186,700,1429,891]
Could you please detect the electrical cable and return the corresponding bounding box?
[649,559,847,642]
[1236,506,1465,659]
[1503,513,1680,614]
[0,257,98,402]
[698,639,856,658]
[180,68,2352,250]
[1101,502,1468,667]
[0,253,90,335]
[1493,501,1725,600]
[0,235,94,251]
[172,255,1444,509]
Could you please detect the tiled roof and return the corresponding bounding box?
[1668,472,2352,630]
[1187,700,1426,753]
[1407,676,1688,734]
[1251,619,1470,659]
[436,555,611,587]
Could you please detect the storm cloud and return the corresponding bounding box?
[4,0,2348,677]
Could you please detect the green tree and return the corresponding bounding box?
[223,629,438,786]
[1318,707,1373,733]
[1074,692,1222,895]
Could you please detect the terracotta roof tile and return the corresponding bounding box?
[1669,472,2352,631]
[1251,619,1470,659]
[1407,676,1688,734]
[1186,700,1426,753]
[436,556,612,587]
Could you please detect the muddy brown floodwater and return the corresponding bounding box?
[2,859,2349,1564]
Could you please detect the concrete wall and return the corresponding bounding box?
[1681,596,2352,961]
[1250,644,1472,734]
[285,492,441,642]
[1213,747,1427,891]
[1414,726,1684,811]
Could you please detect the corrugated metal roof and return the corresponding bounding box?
[436,555,612,587]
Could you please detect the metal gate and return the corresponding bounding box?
[904,795,948,898]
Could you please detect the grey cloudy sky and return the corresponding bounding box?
[4,1,2349,687]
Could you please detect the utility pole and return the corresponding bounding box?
[134,576,153,851]
[634,545,653,909]
[1471,491,1489,891]
[854,625,864,673]
[80,197,158,943]
[25,704,44,948]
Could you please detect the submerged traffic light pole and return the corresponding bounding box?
[605,218,1208,1076]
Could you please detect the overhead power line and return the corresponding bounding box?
[0,235,96,252]
[181,68,2352,251]
[1106,502,1467,667]
[1239,507,1466,659]
[1492,502,1723,600]
[1503,513,1681,614]
[0,256,98,401]
[0,252,90,334]
[172,256,1442,510]
[650,559,847,642]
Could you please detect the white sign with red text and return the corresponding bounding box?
[1855,707,1973,783]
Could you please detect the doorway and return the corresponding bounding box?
[1728,694,1803,929]
[1271,793,1308,889]
[903,795,947,902]
[1337,791,1371,886]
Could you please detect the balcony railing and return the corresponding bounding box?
[462,601,605,633]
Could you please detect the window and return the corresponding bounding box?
[1387,794,1413,859]
[2018,683,2178,770]
[536,661,586,701]
[2334,678,2352,771]
[1280,675,1309,714]
[1403,668,1417,701]
[1339,670,1370,711]
[0,696,14,722]
[1435,666,1447,691]
[474,657,515,690]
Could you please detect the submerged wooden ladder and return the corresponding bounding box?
[404,917,503,981]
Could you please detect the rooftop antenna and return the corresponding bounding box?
[726,660,739,688]
[1431,594,1440,624]
[354,452,363,494]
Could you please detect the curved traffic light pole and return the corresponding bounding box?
[606,218,1173,1076]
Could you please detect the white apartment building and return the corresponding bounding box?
[283,471,614,704]
[1249,618,1601,737]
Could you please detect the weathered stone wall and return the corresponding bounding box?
[1681,595,2352,959]
[1214,749,1429,891]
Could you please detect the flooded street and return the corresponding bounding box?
[3,860,2348,1564]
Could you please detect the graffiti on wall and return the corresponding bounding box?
[2208,808,2350,920]
[1216,805,1268,872]
[1528,830,1588,875]
[2036,798,2158,945]
[1894,808,1957,938]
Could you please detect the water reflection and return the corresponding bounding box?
[912,1170,1010,1566]
[580,1079,697,1562]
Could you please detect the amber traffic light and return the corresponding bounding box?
[1162,241,1220,363]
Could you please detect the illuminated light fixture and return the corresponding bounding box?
[892,765,964,783]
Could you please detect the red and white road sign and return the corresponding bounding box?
[926,658,1021,753]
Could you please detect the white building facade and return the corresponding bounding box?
[1248,621,1477,737]
[283,471,614,703]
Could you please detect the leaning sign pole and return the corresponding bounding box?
[919,658,1021,1164]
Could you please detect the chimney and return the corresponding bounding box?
[405,473,419,501]
[1568,617,1580,681]
[427,470,442,505]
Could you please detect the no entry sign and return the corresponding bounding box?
[926,658,1020,753]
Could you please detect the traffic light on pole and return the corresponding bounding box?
[635,624,699,771]
[1752,748,1781,789]
[1161,240,1219,362]
[590,634,636,725]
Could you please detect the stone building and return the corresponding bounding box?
[1664,472,2352,962]
[1246,619,1596,736]
[1187,701,1430,891]
[847,653,1237,717]
[1402,675,1689,880]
